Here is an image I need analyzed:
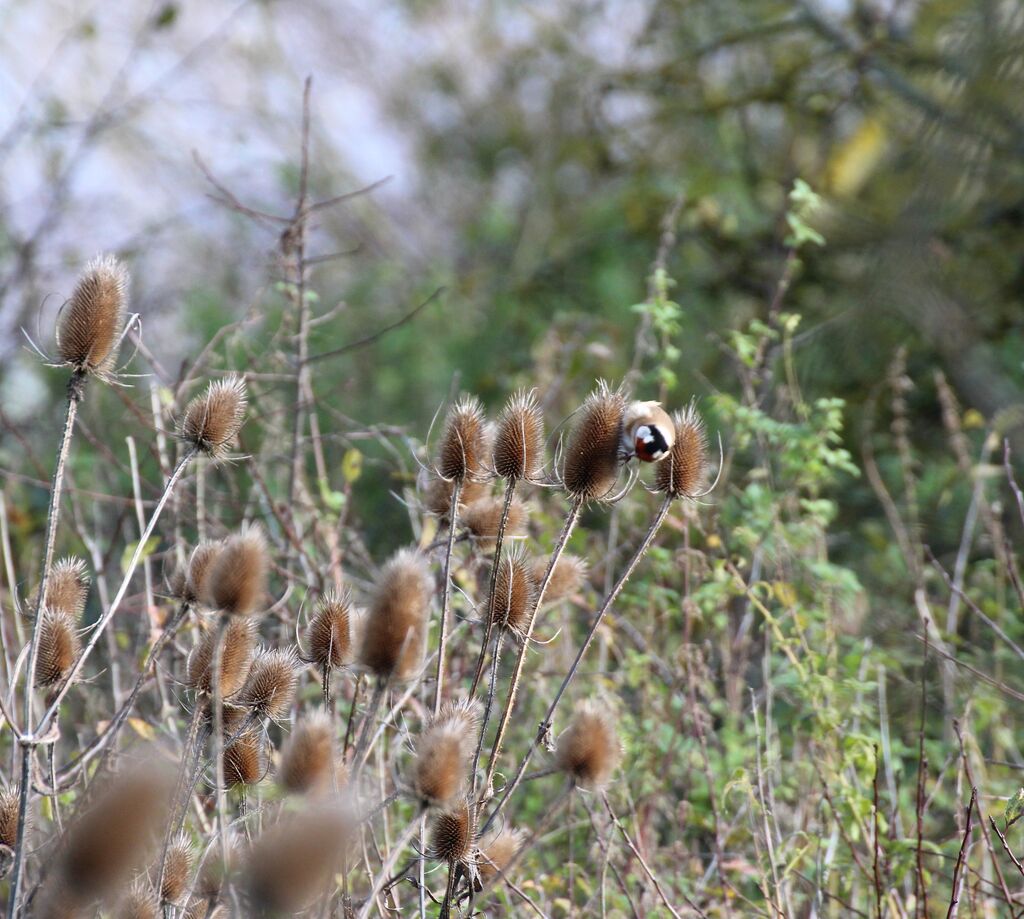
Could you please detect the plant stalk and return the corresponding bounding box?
[433,478,462,715]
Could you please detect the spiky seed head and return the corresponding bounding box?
[179,376,247,460]
[306,591,353,670]
[413,699,481,807]
[120,881,159,919]
[478,825,527,882]
[34,881,82,919]
[437,395,490,482]
[186,617,256,697]
[183,900,225,919]
[655,404,710,499]
[279,711,335,795]
[161,834,193,903]
[205,525,268,616]
[424,476,488,520]
[493,389,545,481]
[57,254,129,375]
[244,807,350,912]
[532,554,587,606]
[237,648,299,720]
[39,556,90,617]
[197,833,239,901]
[358,549,432,682]
[461,496,528,551]
[224,730,265,787]
[430,800,475,864]
[35,609,81,688]
[183,540,222,605]
[554,699,622,790]
[0,785,20,848]
[561,381,627,501]
[492,547,537,637]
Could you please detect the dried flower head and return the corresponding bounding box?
[424,476,488,520]
[197,833,239,901]
[554,699,622,790]
[279,711,335,795]
[187,617,256,697]
[183,540,222,605]
[39,556,90,617]
[430,799,475,864]
[561,381,627,501]
[461,496,528,551]
[57,254,129,375]
[413,699,481,807]
[493,389,545,481]
[179,376,247,460]
[224,730,265,787]
[437,395,490,482]
[492,547,537,637]
[35,609,81,688]
[34,881,82,919]
[205,525,268,616]
[161,833,193,903]
[359,549,432,682]
[119,881,159,919]
[478,825,527,882]
[0,784,20,849]
[183,900,225,919]
[655,404,710,499]
[237,648,299,720]
[532,553,587,606]
[305,591,353,670]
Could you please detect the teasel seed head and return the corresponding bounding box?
[554,699,622,790]
[493,389,545,481]
[182,540,222,606]
[279,711,335,795]
[179,375,247,460]
[197,832,240,901]
[161,833,193,903]
[437,395,491,482]
[492,546,537,638]
[358,549,432,682]
[36,556,90,617]
[561,381,627,501]
[424,476,488,521]
[119,881,159,919]
[532,553,587,606]
[183,900,225,919]
[186,617,256,697]
[224,729,266,787]
[305,590,353,670]
[237,647,300,720]
[35,608,81,688]
[413,699,481,807]
[462,496,528,551]
[0,784,20,849]
[655,404,710,499]
[205,525,268,616]
[429,799,475,864]
[478,825,527,882]
[57,254,129,377]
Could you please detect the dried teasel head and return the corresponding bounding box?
[57,254,129,377]
[655,404,710,499]
[119,881,159,919]
[532,553,587,606]
[179,376,247,460]
[187,617,256,697]
[424,476,488,521]
[225,729,266,787]
[413,699,481,807]
[477,825,527,882]
[358,549,432,682]
[35,609,81,688]
[204,525,268,616]
[37,556,90,618]
[437,395,490,483]
[183,900,225,919]
[561,381,627,501]
[554,699,622,791]
[0,784,20,849]
[197,832,240,902]
[237,647,299,720]
[461,496,528,551]
[492,547,537,638]
[493,389,545,481]
[279,711,335,795]
[429,799,475,864]
[161,833,193,904]
[182,540,222,606]
[305,591,353,670]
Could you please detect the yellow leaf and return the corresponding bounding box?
[772,581,798,608]
[342,448,363,484]
[962,408,985,429]
[824,117,887,197]
[128,717,155,740]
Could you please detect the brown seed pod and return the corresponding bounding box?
[621,400,675,462]
[182,900,225,919]
[461,496,528,551]
[437,395,490,482]
[183,540,223,606]
[561,381,627,501]
[492,547,537,637]
[493,389,545,481]
[35,609,81,688]
[532,553,587,606]
[279,711,335,795]
[179,376,247,460]
[224,730,265,787]
[186,617,256,697]
[655,404,710,499]
[424,476,488,520]
[57,254,129,375]
[477,825,527,882]
[237,648,299,720]
[39,556,90,617]
[305,591,353,670]
[161,833,193,903]
[554,699,622,791]
[119,881,159,919]
[413,699,481,807]
[204,525,268,616]
[429,799,475,864]
[358,549,432,682]
[0,784,20,849]
[34,881,82,919]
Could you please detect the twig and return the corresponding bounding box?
[946,787,976,919]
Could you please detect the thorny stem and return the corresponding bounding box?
[343,673,365,758]
[433,478,462,715]
[351,678,386,780]
[210,613,231,893]
[947,787,976,919]
[439,858,458,919]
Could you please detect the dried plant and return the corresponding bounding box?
[204,525,268,616]
[492,546,537,638]
[179,375,247,460]
[160,833,193,904]
[561,381,627,501]
[35,556,90,618]
[413,699,481,806]
[224,729,266,787]
[532,553,587,606]
[186,617,256,697]
[118,882,159,919]
[279,711,335,794]
[655,403,710,498]
[437,395,491,483]
[429,799,475,864]
[492,389,545,481]
[461,495,529,550]
[554,699,622,791]
[0,785,20,849]
[34,609,81,688]
[477,825,526,882]
[237,647,300,720]
[56,254,129,377]
[182,540,223,606]
[424,476,488,520]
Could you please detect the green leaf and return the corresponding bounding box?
[121,536,160,574]
[1005,788,1024,828]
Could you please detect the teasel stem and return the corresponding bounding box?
[433,478,462,715]
[321,663,332,707]
[356,807,425,919]
[418,813,428,919]
[343,673,365,757]
[483,499,582,796]
[483,495,672,835]
[209,613,231,888]
[439,858,459,919]
[351,677,386,780]
[470,631,503,801]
